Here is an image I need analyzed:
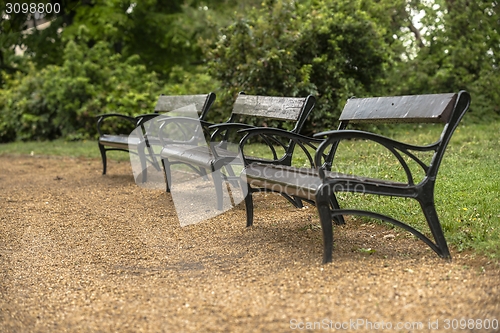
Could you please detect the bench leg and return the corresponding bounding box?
[243,183,254,227]
[212,169,224,210]
[162,158,172,193]
[420,200,451,259]
[317,185,334,264]
[98,143,107,175]
[138,142,148,183]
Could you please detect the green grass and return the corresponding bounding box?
[1,122,499,258]
[0,139,130,161]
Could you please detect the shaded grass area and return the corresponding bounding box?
[1,122,499,258]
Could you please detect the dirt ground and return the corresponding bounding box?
[0,155,499,333]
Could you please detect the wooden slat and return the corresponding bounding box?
[232,95,306,121]
[154,94,208,113]
[339,93,457,123]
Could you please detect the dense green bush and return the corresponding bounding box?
[203,0,391,133]
[0,29,162,142]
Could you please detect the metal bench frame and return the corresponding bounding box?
[240,91,471,263]
[96,93,216,182]
[158,93,316,209]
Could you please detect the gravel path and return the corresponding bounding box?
[1,155,499,332]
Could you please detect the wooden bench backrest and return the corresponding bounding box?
[333,91,471,179]
[154,93,216,120]
[339,93,457,124]
[231,94,316,132]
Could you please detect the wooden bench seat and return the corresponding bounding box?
[98,134,135,148]
[243,163,411,201]
[160,144,241,169]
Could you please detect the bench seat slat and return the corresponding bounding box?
[154,94,212,114]
[243,163,409,199]
[232,95,308,121]
[162,146,276,170]
[161,145,216,169]
[99,134,164,149]
[99,134,136,148]
[340,93,456,123]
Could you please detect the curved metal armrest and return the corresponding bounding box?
[156,116,213,127]
[135,113,161,126]
[207,123,258,152]
[208,122,256,140]
[314,130,439,184]
[208,122,255,130]
[96,113,137,136]
[198,119,215,128]
[239,127,324,144]
[314,130,438,152]
[237,127,322,167]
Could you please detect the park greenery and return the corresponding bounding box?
[0,0,499,140]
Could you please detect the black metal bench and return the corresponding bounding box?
[96,93,215,181]
[239,91,471,263]
[158,93,316,208]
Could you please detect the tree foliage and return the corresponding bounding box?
[0,0,231,80]
[0,29,162,141]
[0,0,499,142]
[204,0,391,132]
[388,0,500,119]
[0,0,80,77]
